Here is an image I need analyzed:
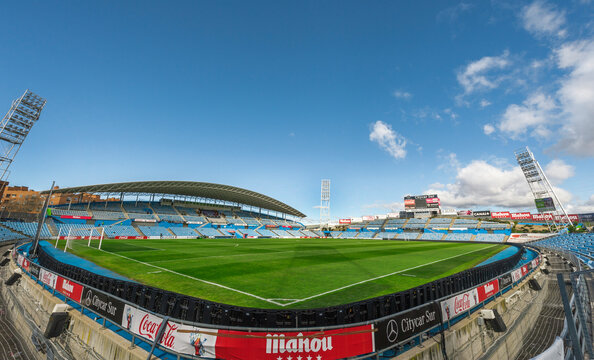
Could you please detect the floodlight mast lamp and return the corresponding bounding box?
[515,146,573,232]
[0,90,46,192]
[320,179,330,227]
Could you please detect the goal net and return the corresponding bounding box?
[58,226,105,251]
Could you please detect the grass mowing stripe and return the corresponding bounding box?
[281,244,498,306]
[96,247,284,307]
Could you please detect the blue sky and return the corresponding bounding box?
[1,0,594,221]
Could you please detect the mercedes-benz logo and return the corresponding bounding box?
[386,319,398,343]
[84,290,92,307]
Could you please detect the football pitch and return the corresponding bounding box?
[67,238,505,309]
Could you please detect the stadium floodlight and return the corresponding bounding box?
[0,90,46,193]
[320,179,330,227]
[515,146,572,232]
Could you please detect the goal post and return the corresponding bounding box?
[62,226,105,252]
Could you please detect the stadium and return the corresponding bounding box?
[0,95,590,359]
[2,2,594,359]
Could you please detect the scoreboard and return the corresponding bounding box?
[404,194,440,209]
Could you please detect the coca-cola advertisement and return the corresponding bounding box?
[39,269,58,289]
[55,276,84,302]
[121,305,218,358]
[440,288,479,321]
[511,268,523,283]
[491,211,510,219]
[476,279,499,302]
[215,325,374,360]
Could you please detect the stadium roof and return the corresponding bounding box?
[42,181,306,217]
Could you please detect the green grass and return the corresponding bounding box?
[65,238,505,309]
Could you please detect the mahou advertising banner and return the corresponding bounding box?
[338,219,351,224]
[476,279,499,302]
[121,305,218,358]
[491,211,510,219]
[441,288,479,321]
[215,325,374,360]
[511,212,531,220]
[55,276,84,302]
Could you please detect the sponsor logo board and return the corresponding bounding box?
[81,287,125,323]
[216,325,374,360]
[374,303,440,350]
[441,288,479,321]
[511,212,532,220]
[339,219,351,224]
[498,273,513,289]
[121,304,218,358]
[55,276,84,302]
[473,210,491,217]
[511,268,523,283]
[29,263,40,278]
[476,279,499,302]
[491,212,510,219]
[39,269,57,289]
[362,216,375,221]
[60,215,92,220]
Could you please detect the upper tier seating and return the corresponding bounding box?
[92,211,127,220]
[158,214,184,223]
[479,222,509,229]
[151,203,178,214]
[50,209,89,217]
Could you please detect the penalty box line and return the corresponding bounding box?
[97,248,286,307]
[280,244,499,307]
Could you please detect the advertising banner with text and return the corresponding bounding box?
[441,288,479,321]
[374,303,440,350]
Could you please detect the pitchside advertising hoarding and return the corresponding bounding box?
[374,303,440,350]
[440,279,500,321]
[472,210,491,217]
[55,275,84,302]
[122,304,374,360]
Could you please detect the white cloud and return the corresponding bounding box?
[369,121,407,159]
[554,40,594,156]
[566,195,594,214]
[393,90,412,99]
[521,1,566,38]
[544,159,574,185]
[480,99,491,108]
[457,50,510,94]
[497,92,557,139]
[425,158,574,209]
[483,124,495,135]
[443,108,458,120]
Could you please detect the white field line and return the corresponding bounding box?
[149,250,298,264]
[280,245,498,307]
[97,248,284,307]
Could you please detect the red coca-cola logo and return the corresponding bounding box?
[161,322,179,348]
[139,314,160,339]
[454,294,471,314]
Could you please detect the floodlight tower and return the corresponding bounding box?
[0,90,46,190]
[320,179,330,227]
[515,146,572,232]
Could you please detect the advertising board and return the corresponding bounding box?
[55,276,84,302]
[472,210,491,217]
[476,279,499,302]
[491,211,510,219]
[498,273,513,289]
[339,219,351,224]
[374,303,440,350]
[441,288,479,321]
[60,215,92,220]
[39,269,57,289]
[511,212,531,220]
[81,287,126,323]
